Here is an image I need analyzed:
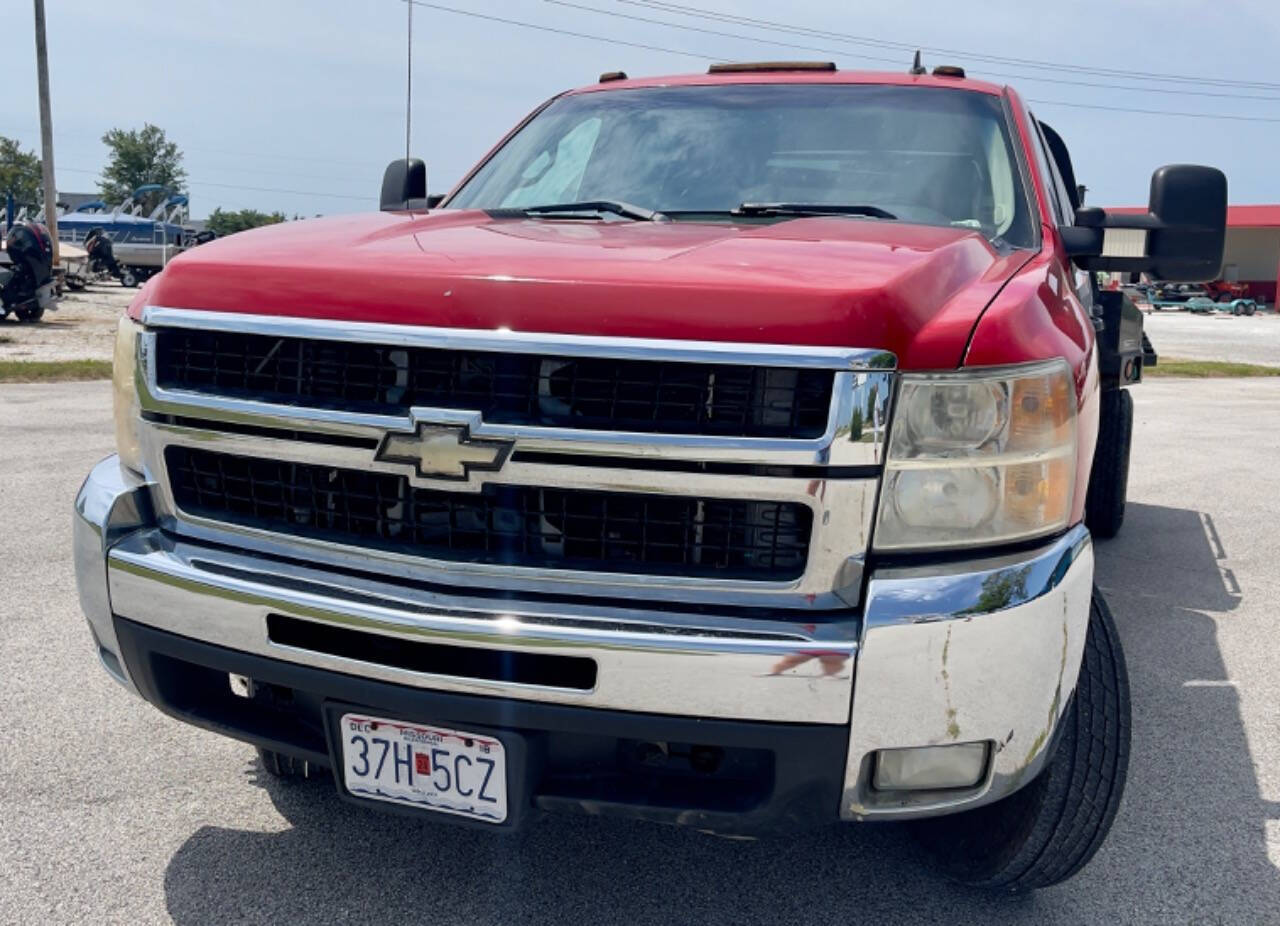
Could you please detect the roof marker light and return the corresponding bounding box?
[708,61,836,74]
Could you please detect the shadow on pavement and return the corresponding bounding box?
[162,502,1279,924]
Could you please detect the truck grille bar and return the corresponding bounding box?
[166,446,813,581]
[154,328,835,439]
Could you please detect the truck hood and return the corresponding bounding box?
[148,210,1036,369]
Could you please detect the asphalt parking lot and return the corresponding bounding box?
[2,377,1278,924]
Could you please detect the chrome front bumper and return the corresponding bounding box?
[74,455,1094,821]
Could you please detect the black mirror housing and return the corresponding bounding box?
[380,158,428,212]
[1146,164,1227,281]
[1065,164,1226,282]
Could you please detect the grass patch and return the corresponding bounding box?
[1147,358,1280,378]
[0,359,112,383]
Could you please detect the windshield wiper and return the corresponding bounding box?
[731,203,897,220]
[516,200,665,222]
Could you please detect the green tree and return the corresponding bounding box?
[204,207,287,237]
[0,136,42,207]
[99,124,187,211]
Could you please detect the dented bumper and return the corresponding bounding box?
[842,525,1093,819]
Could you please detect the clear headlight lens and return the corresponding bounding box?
[112,315,145,474]
[874,360,1076,551]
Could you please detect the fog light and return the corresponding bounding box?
[873,743,988,791]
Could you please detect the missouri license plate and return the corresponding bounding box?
[339,713,507,823]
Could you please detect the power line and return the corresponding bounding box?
[405,0,708,58]
[549,0,1280,102]
[1026,98,1280,124]
[544,0,902,67]
[620,0,1280,91]
[403,0,1280,124]
[55,166,370,202]
[2,123,375,171]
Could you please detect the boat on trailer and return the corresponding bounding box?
[50,185,192,286]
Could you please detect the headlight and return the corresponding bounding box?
[113,315,145,474]
[874,360,1076,551]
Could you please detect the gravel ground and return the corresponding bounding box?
[0,284,133,363]
[0,377,1277,924]
[1144,308,1280,368]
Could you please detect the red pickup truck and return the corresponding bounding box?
[74,62,1225,890]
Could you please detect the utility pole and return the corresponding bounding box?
[33,0,59,264]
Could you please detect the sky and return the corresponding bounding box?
[3,0,1278,219]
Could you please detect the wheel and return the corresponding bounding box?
[912,589,1131,891]
[1084,388,1133,540]
[1246,302,1257,316]
[257,747,323,781]
[1232,303,1242,316]
[15,304,45,323]
[119,268,138,288]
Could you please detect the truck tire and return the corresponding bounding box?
[257,747,323,781]
[911,589,1131,890]
[1085,387,1133,540]
[15,304,45,323]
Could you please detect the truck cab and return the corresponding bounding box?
[74,62,1225,890]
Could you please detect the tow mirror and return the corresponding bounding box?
[380,158,429,211]
[1063,164,1226,282]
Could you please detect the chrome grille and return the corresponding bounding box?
[138,307,895,610]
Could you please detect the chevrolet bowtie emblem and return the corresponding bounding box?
[374,423,513,482]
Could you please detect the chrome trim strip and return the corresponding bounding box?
[105,529,858,723]
[141,306,897,370]
[842,525,1094,819]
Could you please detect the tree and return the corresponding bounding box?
[99,124,186,211]
[0,136,42,208]
[204,207,287,237]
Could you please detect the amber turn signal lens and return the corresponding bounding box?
[1009,372,1074,452]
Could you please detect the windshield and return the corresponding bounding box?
[448,83,1035,246]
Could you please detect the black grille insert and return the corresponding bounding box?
[166,447,812,580]
[153,329,834,439]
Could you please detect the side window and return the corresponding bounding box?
[1033,119,1077,226]
[500,117,602,207]
[1026,113,1094,307]
[1021,109,1065,224]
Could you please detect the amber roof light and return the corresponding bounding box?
[708,61,837,74]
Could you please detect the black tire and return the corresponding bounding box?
[1246,302,1257,316]
[258,747,323,781]
[1085,388,1133,540]
[120,268,138,288]
[912,589,1131,890]
[15,304,45,323]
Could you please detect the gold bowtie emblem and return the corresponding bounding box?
[374,423,512,481]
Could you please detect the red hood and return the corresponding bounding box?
[148,210,1035,369]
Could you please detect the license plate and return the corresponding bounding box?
[339,713,507,823]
